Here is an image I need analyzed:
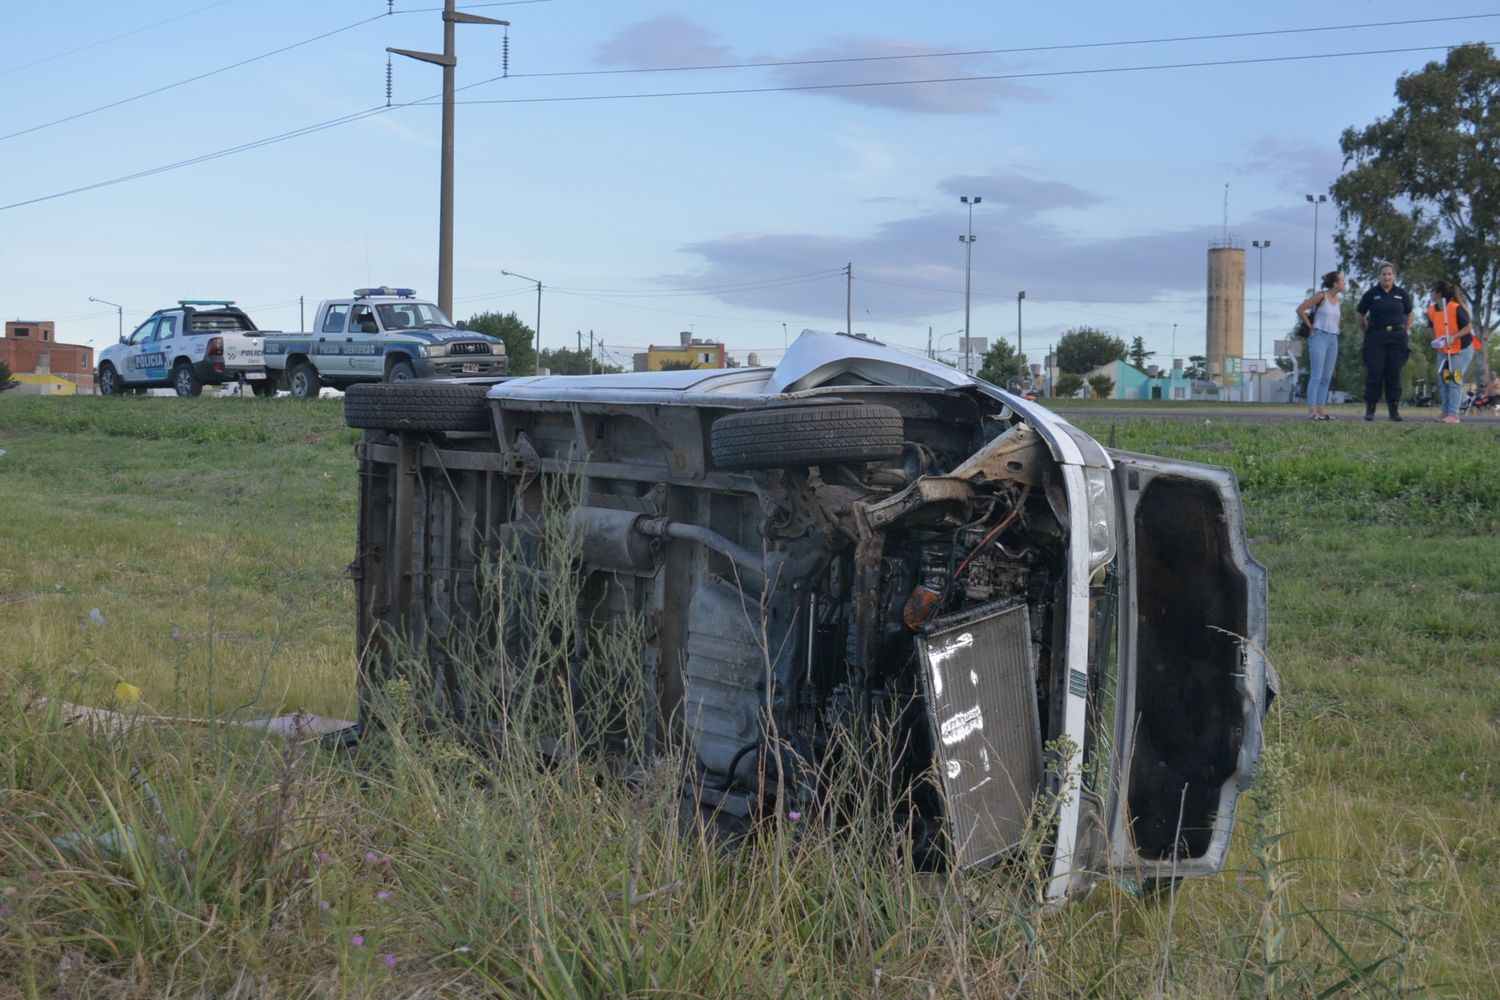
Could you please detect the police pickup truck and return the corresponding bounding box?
[96,300,271,397]
[262,287,507,399]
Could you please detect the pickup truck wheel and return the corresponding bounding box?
[711,402,904,470]
[344,382,490,432]
[387,359,416,382]
[249,380,278,398]
[289,362,320,400]
[98,365,123,396]
[173,363,204,398]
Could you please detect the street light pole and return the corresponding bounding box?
[389,0,509,318]
[1305,193,1327,290]
[1016,290,1025,361]
[1252,240,1270,402]
[960,195,981,374]
[88,296,123,341]
[500,269,542,362]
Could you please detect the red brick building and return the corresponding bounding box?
[2,321,95,393]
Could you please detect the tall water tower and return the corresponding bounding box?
[1206,240,1245,384]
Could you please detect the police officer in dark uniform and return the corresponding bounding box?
[1355,261,1414,421]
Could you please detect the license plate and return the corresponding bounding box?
[245,372,266,380]
[461,364,481,374]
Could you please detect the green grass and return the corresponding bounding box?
[2,393,1498,996]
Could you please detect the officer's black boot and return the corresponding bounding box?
[1365,401,1376,421]
[1388,401,1403,422]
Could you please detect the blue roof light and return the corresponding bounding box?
[353,286,417,298]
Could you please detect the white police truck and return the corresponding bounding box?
[96,300,271,398]
[262,287,508,399]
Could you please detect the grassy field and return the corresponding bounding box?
[1,394,1498,997]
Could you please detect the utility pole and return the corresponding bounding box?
[845,262,852,336]
[88,297,122,341]
[927,325,933,360]
[501,269,542,358]
[389,0,509,318]
[1016,290,1026,359]
[960,195,981,374]
[1305,194,1327,290]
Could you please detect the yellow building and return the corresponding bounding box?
[634,332,727,371]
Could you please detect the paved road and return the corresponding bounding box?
[1052,404,1500,424]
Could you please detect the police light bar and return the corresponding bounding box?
[353,287,417,298]
[178,300,235,307]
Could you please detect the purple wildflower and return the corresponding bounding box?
[170,627,185,642]
[350,934,364,947]
[376,889,392,901]
[384,954,397,969]
[787,810,802,822]
[319,900,332,912]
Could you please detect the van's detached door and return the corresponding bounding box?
[1105,450,1271,880]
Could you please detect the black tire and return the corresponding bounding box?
[173,363,203,398]
[249,379,277,398]
[386,358,416,382]
[98,365,123,396]
[344,382,491,432]
[711,402,904,470]
[289,362,321,400]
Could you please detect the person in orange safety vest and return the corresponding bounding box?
[1426,280,1479,424]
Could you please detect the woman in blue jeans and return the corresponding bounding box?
[1297,271,1345,421]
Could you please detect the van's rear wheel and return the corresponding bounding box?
[344,382,490,432]
[250,379,277,397]
[711,402,904,470]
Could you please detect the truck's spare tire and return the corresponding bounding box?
[344,382,491,432]
[711,402,904,470]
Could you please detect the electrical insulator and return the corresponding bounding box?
[385,55,393,106]
[502,28,509,77]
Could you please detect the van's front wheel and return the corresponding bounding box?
[387,359,416,382]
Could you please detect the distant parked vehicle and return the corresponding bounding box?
[96,300,270,397]
[262,287,508,399]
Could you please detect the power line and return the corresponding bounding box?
[507,13,1500,80]
[438,42,1493,107]
[4,35,1490,211]
[0,11,397,144]
[0,104,397,212]
[0,0,241,79]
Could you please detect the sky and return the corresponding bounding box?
[3,1,1495,372]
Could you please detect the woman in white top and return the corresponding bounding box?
[1297,271,1346,421]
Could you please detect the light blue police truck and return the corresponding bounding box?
[262,287,508,399]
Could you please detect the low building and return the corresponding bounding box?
[9,373,78,395]
[1076,359,1200,401]
[633,332,728,372]
[2,320,96,393]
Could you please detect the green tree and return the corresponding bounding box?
[977,338,1024,386]
[539,346,622,376]
[1056,326,1127,374]
[465,310,537,375]
[1184,355,1208,381]
[1333,43,1500,342]
[1087,374,1116,400]
[1054,373,1085,397]
[1126,335,1155,370]
[0,361,16,393]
